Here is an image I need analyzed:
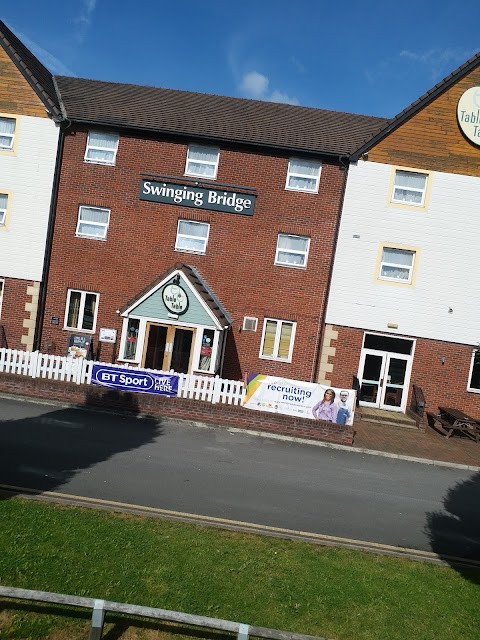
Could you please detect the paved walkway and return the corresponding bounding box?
[352,415,480,468]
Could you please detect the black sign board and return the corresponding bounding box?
[140,180,255,215]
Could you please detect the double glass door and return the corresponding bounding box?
[143,323,194,374]
[358,349,411,412]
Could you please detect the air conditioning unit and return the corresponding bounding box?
[242,317,258,332]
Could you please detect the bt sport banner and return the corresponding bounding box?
[243,373,356,426]
[92,364,179,396]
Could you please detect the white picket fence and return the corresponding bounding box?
[0,348,245,406]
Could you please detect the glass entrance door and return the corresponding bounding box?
[358,349,411,412]
[143,324,195,373]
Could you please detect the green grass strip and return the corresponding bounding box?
[0,497,479,640]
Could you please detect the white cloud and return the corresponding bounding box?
[239,70,299,105]
[400,47,476,80]
[74,0,97,43]
[239,71,269,99]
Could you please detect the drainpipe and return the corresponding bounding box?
[311,155,350,383]
[33,118,70,351]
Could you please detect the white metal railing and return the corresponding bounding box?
[0,348,245,406]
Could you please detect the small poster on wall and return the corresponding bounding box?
[66,334,92,360]
[243,373,356,426]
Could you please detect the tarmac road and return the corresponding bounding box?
[0,394,478,562]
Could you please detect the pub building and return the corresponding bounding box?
[321,51,480,417]
[37,75,385,381]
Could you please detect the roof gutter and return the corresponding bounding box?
[65,117,354,160]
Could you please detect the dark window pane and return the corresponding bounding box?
[364,334,413,355]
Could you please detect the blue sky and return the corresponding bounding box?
[3,1,479,118]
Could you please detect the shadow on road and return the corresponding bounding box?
[0,389,162,501]
[426,470,480,583]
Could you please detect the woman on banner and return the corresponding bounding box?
[312,388,338,423]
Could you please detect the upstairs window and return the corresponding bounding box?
[275,233,310,268]
[285,158,321,193]
[260,318,296,362]
[185,144,219,179]
[175,220,209,254]
[392,170,427,206]
[75,205,110,240]
[0,279,4,318]
[379,247,416,283]
[65,290,99,332]
[0,117,16,150]
[85,131,119,165]
[0,194,7,226]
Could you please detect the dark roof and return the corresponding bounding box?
[0,20,61,119]
[54,75,387,157]
[120,262,233,328]
[352,50,480,160]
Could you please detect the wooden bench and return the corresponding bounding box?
[426,412,452,436]
[427,411,480,442]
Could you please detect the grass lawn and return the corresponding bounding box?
[0,497,479,640]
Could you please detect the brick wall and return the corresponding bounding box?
[0,277,37,350]
[41,129,346,382]
[0,373,354,445]
[326,325,480,419]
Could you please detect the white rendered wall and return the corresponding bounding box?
[0,115,59,281]
[326,160,480,346]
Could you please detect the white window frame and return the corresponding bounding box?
[259,318,296,362]
[275,233,310,268]
[0,193,7,226]
[75,205,110,240]
[175,219,210,254]
[184,144,219,179]
[285,158,321,193]
[0,116,16,151]
[84,131,119,165]
[0,279,4,319]
[379,247,416,284]
[391,170,428,206]
[64,289,99,333]
[467,350,480,393]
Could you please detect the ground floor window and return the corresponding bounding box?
[468,351,480,392]
[260,318,296,362]
[123,318,140,360]
[64,289,99,332]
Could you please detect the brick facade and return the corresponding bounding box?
[0,277,39,351]
[41,128,346,382]
[324,325,480,418]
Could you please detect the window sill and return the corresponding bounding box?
[75,234,108,241]
[274,262,307,270]
[467,388,480,394]
[63,327,96,334]
[259,355,292,363]
[84,160,116,166]
[184,172,217,181]
[377,277,413,286]
[285,186,318,194]
[174,248,206,256]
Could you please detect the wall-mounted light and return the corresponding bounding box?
[448,307,453,314]
[441,357,446,365]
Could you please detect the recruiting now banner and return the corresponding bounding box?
[243,373,356,426]
[92,364,179,396]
